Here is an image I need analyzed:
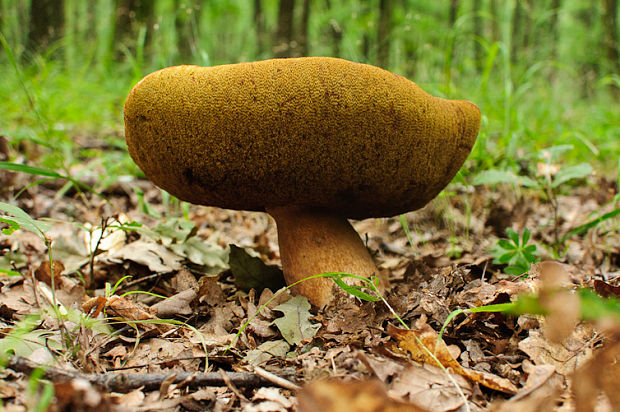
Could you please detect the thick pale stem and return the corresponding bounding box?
[266,205,378,308]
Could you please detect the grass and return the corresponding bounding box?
[0,2,618,182]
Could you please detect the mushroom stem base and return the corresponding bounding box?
[266,206,378,308]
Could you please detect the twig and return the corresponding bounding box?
[251,365,300,391]
[4,355,296,392]
[220,369,249,402]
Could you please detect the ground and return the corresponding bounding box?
[0,145,619,411]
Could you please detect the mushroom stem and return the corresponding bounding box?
[266,205,378,308]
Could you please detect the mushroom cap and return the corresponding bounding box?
[124,57,480,219]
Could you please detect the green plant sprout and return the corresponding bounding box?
[472,145,596,254]
[438,288,620,344]
[489,227,538,276]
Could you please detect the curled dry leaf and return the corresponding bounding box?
[387,322,518,394]
[197,275,226,306]
[34,260,65,287]
[171,269,199,293]
[297,380,429,412]
[106,295,175,334]
[151,288,197,318]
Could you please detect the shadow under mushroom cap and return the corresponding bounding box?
[124,57,481,220]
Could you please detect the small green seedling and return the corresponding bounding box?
[489,227,538,276]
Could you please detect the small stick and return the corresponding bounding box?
[5,355,296,393]
[251,365,300,391]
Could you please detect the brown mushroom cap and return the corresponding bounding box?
[124,57,480,220]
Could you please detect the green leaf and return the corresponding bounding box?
[516,176,540,188]
[551,163,592,188]
[522,251,537,264]
[333,276,380,301]
[0,268,21,276]
[578,288,620,322]
[506,228,519,244]
[170,237,229,271]
[471,169,539,188]
[564,207,620,240]
[521,228,531,246]
[0,202,51,237]
[471,169,520,186]
[497,251,515,264]
[504,264,528,276]
[0,161,63,178]
[0,217,20,235]
[538,145,574,162]
[272,295,321,346]
[497,239,515,250]
[228,245,285,293]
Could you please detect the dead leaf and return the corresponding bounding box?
[53,378,110,412]
[151,289,197,318]
[518,326,594,376]
[389,364,471,412]
[243,387,294,412]
[107,240,182,273]
[489,361,562,412]
[197,275,226,306]
[356,352,404,382]
[110,389,145,407]
[172,269,199,292]
[572,339,620,412]
[82,296,107,317]
[272,295,321,346]
[387,322,518,394]
[297,379,429,412]
[244,339,290,366]
[34,260,65,287]
[593,279,620,299]
[106,295,175,334]
[229,244,285,293]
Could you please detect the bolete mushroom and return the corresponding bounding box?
[124,57,481,308]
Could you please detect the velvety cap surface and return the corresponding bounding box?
[124,57,480,219]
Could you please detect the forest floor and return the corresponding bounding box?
[0,142,619,411]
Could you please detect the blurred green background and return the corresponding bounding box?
[1,0,619,182]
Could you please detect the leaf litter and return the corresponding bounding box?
[0,164,619,411]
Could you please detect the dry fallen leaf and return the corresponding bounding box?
[297,379,429,412]
[389,364,471,412]
[387,321,518,394]
[243,387,294,412]
[489,361,562,412]
[572,339,620,412]
[106,240,182,273]
[106,295,175,334]
[34,260,65,287]
[151,288,197,318]
[53,378,110,412]
[272,296,321,346]
[518,326,594,377]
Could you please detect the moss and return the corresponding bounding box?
[124,57,480,219]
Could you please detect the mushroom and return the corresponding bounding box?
[124,57,481,308]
